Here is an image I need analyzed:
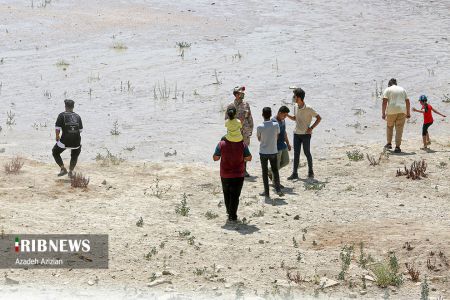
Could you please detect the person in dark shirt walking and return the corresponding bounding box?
[213,135,252,223]
[52,99,83,177]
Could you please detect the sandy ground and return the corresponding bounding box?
[1,137,449,299]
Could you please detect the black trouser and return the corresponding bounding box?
[52,144,81,170]
[260,153,281,196]
[221,177,244,221]
[293,134,313,175]
[422,122,433,136]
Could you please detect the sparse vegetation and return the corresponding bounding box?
[120,81,133,93]
[358,242,373,268]
[251,210,265,217]
[396,160,427,180]
[442,93,450,103]
[437,161,447,169]
[110,120,120,136]
[187,236,196,246]
[136,217,143,227]
[43,90,51,99]
[175,193,190,216]
[212,69,221,85]
[373,80,384,101]
[111,42,128,50]
[95,149,124,166]
[153,79,179,100]
[232,50,242,61]
[405,262,420,282]
[193,267,207,276]
[178,230,191,237]
[304,182,326,191]
[205,210,219,220]
[56,59,70,67]
[176,41,191,49]
[366,153,381,166]
[346,149,364,161]
[4,156,24,174]
[144,176,172,199]
[292,237,298,248]
[352,108,366,115]
[123,146,135,151]
[338,244,354,280]
[144,247,157,260]
[420,276,429,300]
[286,271,305,284]
[426,256,436,271]
[371,252,403,287]
[70,172,90,188]
[6,110,16,126]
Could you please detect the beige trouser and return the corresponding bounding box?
[386,113,406,147]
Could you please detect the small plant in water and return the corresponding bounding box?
[110,120,120,135]
[176,41,191,49]
[111,42,128,50]
[56,59,70,67]
[6,110,16,126]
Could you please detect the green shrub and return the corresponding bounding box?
[346,150,364,161]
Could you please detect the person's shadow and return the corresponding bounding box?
[244,175,258,182]
[221,222,260,235]
[264,196,288,206]
[388,150,416,156]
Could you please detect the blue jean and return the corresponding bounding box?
[292,134,313,175]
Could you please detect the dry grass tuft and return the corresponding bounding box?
[4,157,24,174]
[70,172,90,188]
[396,160,427,180]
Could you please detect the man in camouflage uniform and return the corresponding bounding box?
[226,86,254,177]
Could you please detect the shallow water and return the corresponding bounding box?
[1,0,449,164]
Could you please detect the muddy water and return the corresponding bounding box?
[1,0,449,164]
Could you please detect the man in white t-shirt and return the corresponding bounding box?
[382,78,411,153]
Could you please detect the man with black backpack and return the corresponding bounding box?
[52,99,83,177]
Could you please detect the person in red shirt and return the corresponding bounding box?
[213,137,252,223]
[412,95,446,150]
